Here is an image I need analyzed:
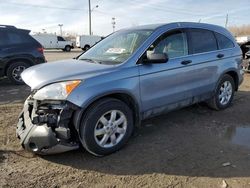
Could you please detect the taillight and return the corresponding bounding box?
[37,47,44,54]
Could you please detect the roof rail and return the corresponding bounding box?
[0,25,16,28]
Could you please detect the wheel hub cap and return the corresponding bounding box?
[94,110,127,148]
[219,81,232,105]
[12,66,26,82]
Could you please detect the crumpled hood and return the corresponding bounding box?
[21,59,114,90]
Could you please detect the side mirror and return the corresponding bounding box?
[144,51,168,64]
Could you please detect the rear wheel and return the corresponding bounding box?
[79,98,134,156]
[64,45,71,52]
[83,45,90,51]
[207,74,235,110]
[6,62,29,85]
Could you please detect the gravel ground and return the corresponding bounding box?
[0,51,250,188]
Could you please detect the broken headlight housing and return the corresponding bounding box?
[33,80,81,100]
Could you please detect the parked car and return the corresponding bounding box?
[243,59,250,72]
[246,50,250,59]
[0,25,46,84]
[17,22,244,156]
[76,35,102,51]
[32,34,74,52]
[236,36,250,59]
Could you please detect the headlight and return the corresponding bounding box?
[33,80,81,100]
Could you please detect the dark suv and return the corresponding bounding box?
[0,25,46,84]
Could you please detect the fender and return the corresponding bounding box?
[213,68,240,94]
[72,90,141,132]
[2,54,35,74]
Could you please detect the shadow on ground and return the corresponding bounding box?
[0,78,30,105]
[41,90,250,178]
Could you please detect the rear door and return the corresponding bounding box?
[0,30,9,73]
[185,28,222,93]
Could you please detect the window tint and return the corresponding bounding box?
[0,32,9,46]
[148,31,188,59]
[215,32,234,49]
[57,36,65,41]
[188,29,217,54]
[7,32,33,44]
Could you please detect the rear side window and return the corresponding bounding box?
[188,29,217,54]
[7,31,34,44]
[214,32,234,49]
[0,31,9,46]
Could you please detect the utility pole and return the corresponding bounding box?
[58,24,63,36]
[225,14,228,28]
[111,17,116,32]
[88,0,91,35]
[88,0,99,35]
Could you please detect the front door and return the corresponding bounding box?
[138,29,217,118]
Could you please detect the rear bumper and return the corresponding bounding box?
[35,56,46,64]
[16,99,79,155]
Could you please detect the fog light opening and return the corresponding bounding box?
[29,143,38,152]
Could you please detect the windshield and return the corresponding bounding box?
[78,29,153,65]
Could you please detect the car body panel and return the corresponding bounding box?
[18,22,244,154]
[21,59,118,90]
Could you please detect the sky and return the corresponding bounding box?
[0,0,249,36]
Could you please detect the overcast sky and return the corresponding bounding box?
[0,0,249,36]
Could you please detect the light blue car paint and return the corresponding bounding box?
[19,22,244,155]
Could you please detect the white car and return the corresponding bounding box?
[32,34,74,52]
[76,35,102,51]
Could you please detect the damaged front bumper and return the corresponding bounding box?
[16,98,79,155]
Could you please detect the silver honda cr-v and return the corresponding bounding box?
[17,22,244,156]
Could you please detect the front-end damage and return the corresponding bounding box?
[16,97,79,155]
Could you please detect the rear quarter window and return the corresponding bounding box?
[214,32,234,49]
[188,29,218,54]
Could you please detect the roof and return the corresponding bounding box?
[125,22,225,31]
[122,22,234,41]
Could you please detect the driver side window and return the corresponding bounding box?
[148,31,188,59]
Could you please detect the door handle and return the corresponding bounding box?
[217,53,224,58]
[181,60,192,65]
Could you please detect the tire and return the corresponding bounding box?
[79,98,134,156]
[207,74,235,110]
[83,45,90,51]
[64,45,71,52]
[6,62,29,85]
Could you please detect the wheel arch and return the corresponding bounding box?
[224,70,239,91]
[73,92,141,132]
[4,58,33,75]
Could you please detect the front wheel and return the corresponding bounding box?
[207,74,235,110]
[79,98,134,156]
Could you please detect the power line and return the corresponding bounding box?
[128,0,205,17]
[0,1,87,11]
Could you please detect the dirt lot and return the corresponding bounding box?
[1,50,250,188]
